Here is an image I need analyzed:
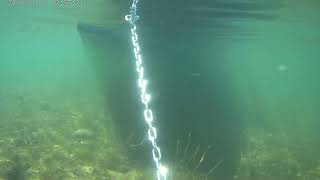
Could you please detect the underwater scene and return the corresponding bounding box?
[1,0,320,180]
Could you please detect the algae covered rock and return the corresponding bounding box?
[72,129,93,140]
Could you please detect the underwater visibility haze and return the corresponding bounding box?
[1,0,320,179]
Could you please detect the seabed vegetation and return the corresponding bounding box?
[1,89,320,180]
[0,89,140,180]
[235,131,320,180]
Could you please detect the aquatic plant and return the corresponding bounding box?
[168,133,223,180]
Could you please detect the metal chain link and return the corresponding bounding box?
[125,1,167,180]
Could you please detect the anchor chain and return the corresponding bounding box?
[125,0,167,180]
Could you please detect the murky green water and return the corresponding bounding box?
[1,0,320,180]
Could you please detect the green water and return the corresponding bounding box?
[1,0,320,180]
